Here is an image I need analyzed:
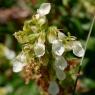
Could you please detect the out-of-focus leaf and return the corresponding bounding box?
[81,78,95,89]
[86,37,95,50]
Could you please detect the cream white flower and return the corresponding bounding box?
[37,3,51,17]
[52,40,64,56]
[54,56,68,71]
[56,69,66,80]
[4,48,15,60]
[17,52,26,62]
[73,41,85,57]
[54,56,67,80]
[48,81,59,95]
[12,52,26,72]
[58,31,66,41]
[13,60,25,72]
[34,42,45,57]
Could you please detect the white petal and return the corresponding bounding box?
[13,60,25,72]
[73,47,85,57]
[17,52,26,62]
[56,69,66,80]
[48,81,59,95]
[58,32,66,41]
[54,56,68,70]
[4,48,15,60]
[73,41,85,57]
[37,3,51,16]
[52,40,64,56]
[34,42,45,57]
[72,41,82,48]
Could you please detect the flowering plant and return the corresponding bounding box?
[13,3,85,95]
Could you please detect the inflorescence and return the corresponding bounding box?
[12,3,84,95]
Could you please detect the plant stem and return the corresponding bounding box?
[72,15,95,95]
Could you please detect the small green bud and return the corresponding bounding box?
[14,31,29,44]
[47,26,58,44]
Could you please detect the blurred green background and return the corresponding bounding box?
[0,0,95,95]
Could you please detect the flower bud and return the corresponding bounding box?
[47,26,58,44]
[38,16,46,25]
[38,32,45,43]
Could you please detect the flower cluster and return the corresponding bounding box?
[13,3,84,95]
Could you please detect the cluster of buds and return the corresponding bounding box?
[13,3,84,95]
